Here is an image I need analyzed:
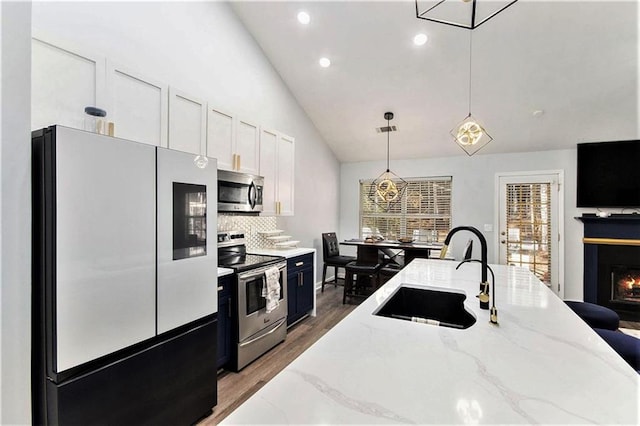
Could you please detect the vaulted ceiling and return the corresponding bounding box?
[231,1,638,162]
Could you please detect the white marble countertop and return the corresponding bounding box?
[221,258,639,425]
[249,247,315,259]
[217,267,233,278]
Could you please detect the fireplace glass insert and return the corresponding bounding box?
[611,265,640,304]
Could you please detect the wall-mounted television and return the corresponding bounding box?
[576,140,640,208]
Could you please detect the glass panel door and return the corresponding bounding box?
[498,172,563,296]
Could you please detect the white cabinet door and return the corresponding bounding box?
[259,128,278,215]
[168,87,206,155]
[206,106,235,171]
[156,148,218,333]
[276,133,295,216]
[32,36,106,131]
[259,130,295,216]
[106,62,168,147]
[236,118,260,175]
[55,127,156,372]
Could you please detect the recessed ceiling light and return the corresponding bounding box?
[319,57,331,68]
[414,33,428,46]
[297,11,310,25]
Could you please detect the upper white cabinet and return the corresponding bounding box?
[32,35,106,131]
[277,133,295,216]
[106,62,168,147]
[235,119,260,175]
[260,129,295,216]
[206,106,235,171]
[206,111,260,175]
[168,87,206,155]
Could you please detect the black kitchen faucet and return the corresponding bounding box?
[440,226,498,325]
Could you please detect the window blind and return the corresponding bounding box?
[360,177,452,242]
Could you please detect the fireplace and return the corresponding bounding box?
[578,214,640,321]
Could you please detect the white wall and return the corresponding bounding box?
[340,149,587,300]
[0,1,32,424]
[31,1,341,282]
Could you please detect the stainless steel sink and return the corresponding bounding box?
[374,285,476,329]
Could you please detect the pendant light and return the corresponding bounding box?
[415,0,519,30]
[450,31,492,156]
[368,112,407,209]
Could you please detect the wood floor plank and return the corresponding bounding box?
[199,285,357,425]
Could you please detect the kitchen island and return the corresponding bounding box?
[221,258,638,424]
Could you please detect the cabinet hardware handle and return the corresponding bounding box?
[228,298,232,318]
[501,240,506,244]
[295,261,304,267]
[217,285,224,291]
[299,271,303,286]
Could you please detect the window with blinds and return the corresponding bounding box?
[359,177,452,242]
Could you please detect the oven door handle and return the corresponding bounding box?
[238,317,287,348]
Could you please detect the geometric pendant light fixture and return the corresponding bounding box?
[449,31,492,156]
[415,0,519,30]
[368,112,407,209]
[416,0,519,155]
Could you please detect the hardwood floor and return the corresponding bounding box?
[199,284,356,425]
[620,320,640,330]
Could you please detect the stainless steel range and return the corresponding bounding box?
[218,231,287,371]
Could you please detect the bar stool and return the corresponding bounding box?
[321,232,356,292]
[343,261,382,304]
[564,301,620,330]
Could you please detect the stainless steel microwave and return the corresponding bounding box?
[217,169,264,213]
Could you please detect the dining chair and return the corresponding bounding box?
[321,232,356,292]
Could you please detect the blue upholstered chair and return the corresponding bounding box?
[594,328,640,373]
[564,301,620,331]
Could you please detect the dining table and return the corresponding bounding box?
[340,238,445,266]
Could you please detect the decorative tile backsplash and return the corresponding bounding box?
[218,214,277,249]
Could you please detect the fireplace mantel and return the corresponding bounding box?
[575,213,640,223]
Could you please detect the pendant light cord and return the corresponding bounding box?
[386,117,390,172]
[468,31,473,117]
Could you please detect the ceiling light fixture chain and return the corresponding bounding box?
[368,112,407,210]
[467,30,473,117]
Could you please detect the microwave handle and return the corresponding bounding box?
[248,181,257,209]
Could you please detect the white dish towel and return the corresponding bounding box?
[262,266,281,313]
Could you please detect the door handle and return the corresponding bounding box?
[248,181,257,209]
[238,317,286,347]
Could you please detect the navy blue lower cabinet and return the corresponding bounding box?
[287,254,314,326]
[217,275,232,369]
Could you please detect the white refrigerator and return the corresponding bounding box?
[32,125,218,424]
